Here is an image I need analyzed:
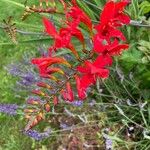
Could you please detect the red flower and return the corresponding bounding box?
[43,17,83,58]
[95,1,130,42]
[94,26,126,44]
[76,55,112,99]
[67,0,92,31]
[98,1,130,28]
[75,75,91,100]
[32,57,70,75]
[43,17,57,38]
[94,39,129,56]
[66,21,85,45]
[106,41,129,56]
[77,55,112,79]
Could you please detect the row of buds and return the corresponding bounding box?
[22,0,66,20]
[24,96,52,130]
[25,111,44,131]
[3,16,17,44]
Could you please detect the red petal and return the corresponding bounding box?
[115,1,128,12]
[93,55,113,67]
[77,62,90,74]
[67,6,92,30]
[93,34,107,53]
[108,28,126,41]
[67,82,74,102]
[43,17,58,37]
[109,44,129,55]
[75,75,87,100]
[97,69,110,78]
[80,74,95,90]
[62,82,74,102]
[72,28,84,44]
[117,14,130,25]
[53,96,58,105]
[32,57,70,75]
[114,2,130,25]
[86,63,110,79]
[100,1,115,25]
[71,0,77,5]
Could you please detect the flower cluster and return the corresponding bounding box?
[6,52,40,91]
[25,0,130,130]
[0,104,18,115]
[23,128,51,141]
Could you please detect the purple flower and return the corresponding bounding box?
[24,128,51,140]
[6,64,21,76]
[72,100,83,107]
[0,104,18,115]
[6,63,39,89]
[105,138,113,150]
[5,51,41,90]
[60,123,69,129]
[103,134,113,150]
[17,72,37,87]
[65,100,83,107]
[22,73,36,82]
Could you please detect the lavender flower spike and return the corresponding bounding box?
[0,104,18,115]
[60,123,69,129]
[103,133,113,150]
[72,100,83,107]
[24,128,51,140]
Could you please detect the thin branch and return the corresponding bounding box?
[16,29,45,35]
[0,24,45,36]
[129,20,150,28]
[92,19,150,28]
[0,19,149,37]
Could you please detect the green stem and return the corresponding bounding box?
[130,20,150,28]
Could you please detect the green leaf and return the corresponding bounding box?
[0,0,25,8]
[77,0,97,20]
[140,1,150,15]
[93,0,106,10]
